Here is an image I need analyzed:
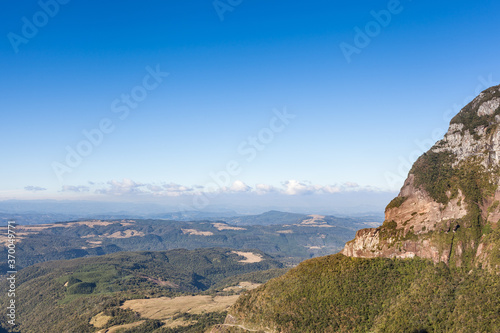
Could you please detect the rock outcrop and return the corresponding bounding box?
[222,85,500,333]
[343,85,500,272]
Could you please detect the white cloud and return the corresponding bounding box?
[147,184,164,192]
[281,180,317,195]
[263,180,375,196]
[24,186,47,192]
[229,180,251,193]
[96,178,145,195]
[85,178,376,198]
[255,183,279,194]
[343,182,359,188]
[91,179,199,197]
[159,183,197,197]
[163,183,193,192]
[320,185,342,194]
[62,185,90,192]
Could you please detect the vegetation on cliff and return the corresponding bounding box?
[408,151,498,269]
[450,86,500,138]
[385,196,407,211]
[228,87,500,333]
[230,253,500,333]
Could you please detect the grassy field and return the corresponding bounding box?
[122,295,241,320]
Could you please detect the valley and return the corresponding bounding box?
[0,211,380,269]
[0,211,379,332]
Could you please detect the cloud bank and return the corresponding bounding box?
[57,178,382,197]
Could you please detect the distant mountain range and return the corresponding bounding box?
[0,200,384,225]
[0,211,382,270]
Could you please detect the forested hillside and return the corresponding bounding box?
[0,248,286,332]
[228,253,500,332]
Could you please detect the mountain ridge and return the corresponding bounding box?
[222,84,500,332]
[343,84,500,273]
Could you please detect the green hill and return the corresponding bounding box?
[227,253,500,332]
[0,248,286,332]
[1,216,374,269]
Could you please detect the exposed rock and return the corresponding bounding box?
[343,84,500,272]
[386,175,467,234]
[478,97,500,116]
[342,227,450,264]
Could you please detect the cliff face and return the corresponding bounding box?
[222,86,500,333]
[343,85,500,272]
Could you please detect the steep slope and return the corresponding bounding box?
[343,84,500,272]
[225,254,500,333]
[224,85,500,333]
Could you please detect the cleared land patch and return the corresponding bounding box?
[212,223,247,231]
[121,295,240,320]
[86,240,103,247]
[223,281,262,292]
[232,251,264,263]
[301,215,326,225]
[89,312,113,328]
[297,215,333,227]
[0,220,137,244]
[96,320,145,333]
[182,228,214,236]
[104,229,145,238]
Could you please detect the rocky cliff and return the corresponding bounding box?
[343,85,500,272]
[221,85,500,333]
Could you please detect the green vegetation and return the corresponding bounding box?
[410,150,500,269]
[1,216,372,269]
[67,282,96,295]
[450,86,500,139]
[385,196,407,211]
[0,248,284,332]
[145,312,229,333]
[231,253,500,333]
[210,325,263,333]
[213,268,289,291]
[121,319,164,332]
[411,152,497,208]
[220,210,308,226]
[478,224,500,270]
[382,220,397,229]
[410,115,500,262]
[411,151,456,205]
[487,200,500,214]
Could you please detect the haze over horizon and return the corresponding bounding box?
[2,0,500,213]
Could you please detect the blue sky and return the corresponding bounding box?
[1,0,499,213]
